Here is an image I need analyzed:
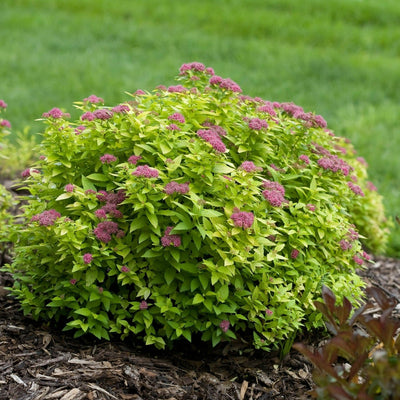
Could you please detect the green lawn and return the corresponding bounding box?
[1,0,400,255]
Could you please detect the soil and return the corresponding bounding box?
[1,182,400,400]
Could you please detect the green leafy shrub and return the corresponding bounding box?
[4,63,389,350]
[294,286,400,399]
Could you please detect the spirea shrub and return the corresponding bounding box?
[5,64,390,350]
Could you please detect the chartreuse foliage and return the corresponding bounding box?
[4,63,390,350]
[294,286,400,399]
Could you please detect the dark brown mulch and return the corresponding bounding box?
[1,182,400,400]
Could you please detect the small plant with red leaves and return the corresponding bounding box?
[294,286,400,399]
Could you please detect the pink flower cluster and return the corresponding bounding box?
[139,300,148,310]
[128,155,142,165]
[317,155,352,176]
[65,184,75,192]
[197,128,226,153]
[96,190,126,219]
[121,265,130,272]
[94,221,124,243]
[291,249,300,259]
[164,181,189,195]
[366,181,377,191]
[31,209,61,226]
[219,320,230,333]
[132,165,159,178]
[347,182,365,196]
[167,123,180,131]
[256,101,277,116]
[209,76,242,93]
[230,210,254,229]
[168,112,185,124]
[42,108,70,119]
[0,120,11,128]
[100,154,117,164]
[0,100,7,108]
[74,125,86,135]
[276,102,327,128]
[248,118,268,130]
[262,180,285,207]
[83,95,104,103]
[340,239,352,251]
[161,227,181,247]
[83,253,93,264]
[112,104,130,113]
[179,62,215,75]
[167,85,187,93]
[306,203,316,212]
[81,109,113,121]
[298,155,310,164]
[240,161,262,173]
[21,168,40,178]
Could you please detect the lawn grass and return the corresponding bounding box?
[1,0,400,255]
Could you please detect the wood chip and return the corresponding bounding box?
[59,388,86,400]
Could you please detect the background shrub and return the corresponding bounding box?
[4,64,390,350]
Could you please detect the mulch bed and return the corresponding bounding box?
[1,182,400,400]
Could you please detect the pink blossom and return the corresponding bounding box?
[132,165,159,178]
[209,75,223,85]
[291,249,299,259]
[366,181,377,191]
[334,145,347,155]
[164,181,189,195]
[202,122,227,136]
[95,209,107,219]
[339,240,352,251]
[167,123,180,131]
[0,100,7,108]
[306,204,316,212]
[98,287,104,293]
[93,109,113,120]
[248,118,268,130]
[93,221,119,243]
[353,255,364,266]
[74,125,86,135]
[140,300,148,310]
[121,265,130,272]
[0,119,11,128]
[231,210,254,229]
[197,129,226,153]
[21,168,40,178]
[112,104,130,113]
[240,161,262,172]
[179,62,206,75]
[205,67,215,75]
[262,180,285,195]
[70,279,77,285]
[100,154,117,164]
[128,155,142,165]
[168,112,185,123]
[161,226,181,247]
[83,253,93,264]
[256,103,277,116]
[65,184,75,193]
[219,320,230,333]
[265,309,273,316]
[357,157,368,167]
[85,189,96,195]
[39,155,46,160]
[134,89,146,95]
[32,209,61,226]
[298,155,310,164]
[362,251,372,261]
[42,107,70,119]
[167,85,187,93]
[209,76,242,92]
[317,155,352,176]
[347,228,359,241]
[262,190,285,207]
[348,182,365,196]
[83,95,104,103]
[81,111,95,121]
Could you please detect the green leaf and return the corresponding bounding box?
[82,175,97,191]
[75,308,92,317]
[192,293,204,304]
[142,249,159,258]
[55,192,73,201]
[199,274,209,290]
[146,212,158,229]
[87,173,109,182]
[217,284,229,302]
[201,209,223,218]
[164,268,176,285]
[86,268,98,286]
